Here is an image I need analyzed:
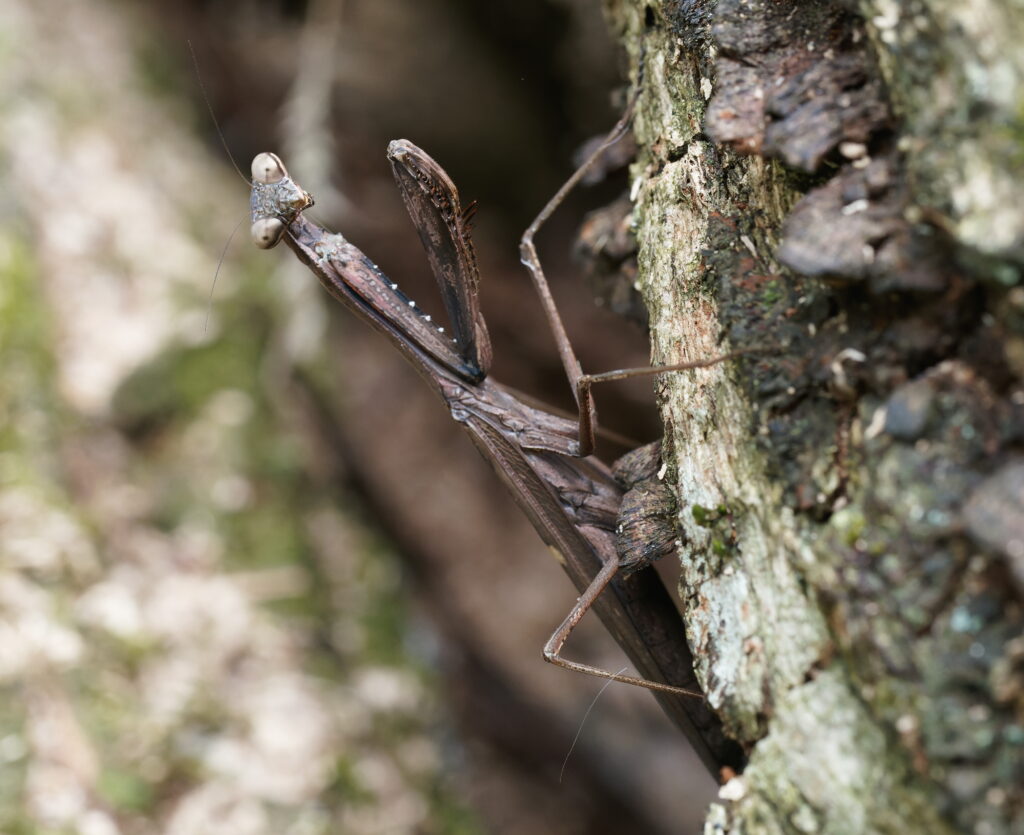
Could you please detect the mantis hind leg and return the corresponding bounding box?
[543,558,704,699]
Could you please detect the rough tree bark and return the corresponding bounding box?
[601,1,1023,832]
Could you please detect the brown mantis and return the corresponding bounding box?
[247,98,745,776]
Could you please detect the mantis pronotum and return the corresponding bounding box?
[247,101,745,776]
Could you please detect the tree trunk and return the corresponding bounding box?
[602,0,1023,831]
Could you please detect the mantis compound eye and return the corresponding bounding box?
[251,217,286,249]
[251,152,287,184]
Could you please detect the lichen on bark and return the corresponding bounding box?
[857,0,1024,268]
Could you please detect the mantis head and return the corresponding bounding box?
[249,152,314,249]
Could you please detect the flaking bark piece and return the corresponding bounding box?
[777,148,957,292]
[572,131,637,186]
[706,0,890,172]
[575,193,645,326]
[706,1,963,292]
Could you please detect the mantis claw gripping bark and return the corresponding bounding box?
[247,109,745,775]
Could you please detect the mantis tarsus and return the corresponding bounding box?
[247,96,746,776]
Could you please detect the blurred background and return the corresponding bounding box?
[0,0,715,832]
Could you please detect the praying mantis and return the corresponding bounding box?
[247,96,746,777]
